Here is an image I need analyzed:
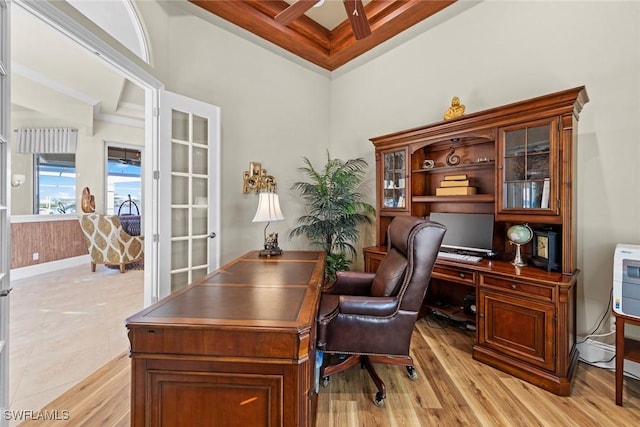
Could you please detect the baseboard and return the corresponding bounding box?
[577,336,640,379]
[10,255,89,281]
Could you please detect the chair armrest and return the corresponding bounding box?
[324,271,375,295]
[339,295,397,317]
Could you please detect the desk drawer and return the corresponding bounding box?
[432,265,476,286]
[480,275,553,302]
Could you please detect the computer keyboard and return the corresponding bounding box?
[437,251,483,263]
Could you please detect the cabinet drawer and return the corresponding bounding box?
[432,266,476,286]
[480,275,553,302]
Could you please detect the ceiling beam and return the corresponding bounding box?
[188,0,457,71]
[274,0,318,26]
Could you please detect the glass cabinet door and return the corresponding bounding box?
[498,119,558,213]
[381,148,408,210]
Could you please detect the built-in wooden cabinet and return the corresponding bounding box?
[364,87,588,396]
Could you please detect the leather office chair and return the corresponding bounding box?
[316,216,446,406]
[79,213,144,273]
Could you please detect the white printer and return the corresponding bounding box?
[613,244,640,319]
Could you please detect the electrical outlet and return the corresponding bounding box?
[32,252,39,261]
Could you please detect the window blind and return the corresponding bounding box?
[15,128,78,153]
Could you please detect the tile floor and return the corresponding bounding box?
[8,264,143,426]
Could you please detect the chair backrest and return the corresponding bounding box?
[79,214,130,263]
[370,216,446,313]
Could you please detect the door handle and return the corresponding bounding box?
[208,232,217,239]
[0,288,13,297]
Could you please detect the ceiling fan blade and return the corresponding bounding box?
[275,0,319,26]
[343,0,371,40]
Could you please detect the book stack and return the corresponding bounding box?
[435,174,477,196]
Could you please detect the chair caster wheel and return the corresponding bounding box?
[373,392,385,407]
[322,376,330,387]
[407,366,418,380]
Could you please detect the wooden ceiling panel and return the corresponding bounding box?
[188,0,457,71]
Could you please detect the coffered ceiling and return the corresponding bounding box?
[188,0,457,71]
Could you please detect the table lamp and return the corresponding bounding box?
[252,191,284,256]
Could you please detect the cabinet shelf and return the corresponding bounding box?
[425,304,475,323]
[413,194,495,203]
[412,161,495,174]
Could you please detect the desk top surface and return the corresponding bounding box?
[126,250,325,329]
[365,245,577,286]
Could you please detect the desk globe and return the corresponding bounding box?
[507,224,533,267]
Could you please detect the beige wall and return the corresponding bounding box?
[148,8,332,264]
[328,1,640,335]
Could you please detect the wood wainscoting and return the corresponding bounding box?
[10,218,87,269]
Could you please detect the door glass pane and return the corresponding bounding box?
[505,129,525,156]
[172,110,189,141]
[193,146,208,175]
[172,176,188,205]
[192,207,207,235]
[192,268,207,282]
[192,238,207,266]
[192,115,208,145]
[171,240,188,270]
[192,177,207,205]
[171,271,189,292]
[171,142,188,173]
[503,124,551,209]
[172,208,188,237]
[382,150,405,208]
[527,125,550,153]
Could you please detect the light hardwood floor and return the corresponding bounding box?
[8,263,143,427]
[10,266,640,426]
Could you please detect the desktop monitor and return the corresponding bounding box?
[429,212,495,255]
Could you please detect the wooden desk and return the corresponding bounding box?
[126,250,325,427]
[364,246,578,396]
[614,311,640,406]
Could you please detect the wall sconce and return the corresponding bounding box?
[11,174,25,187]
[243,162,277,193]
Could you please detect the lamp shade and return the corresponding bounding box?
[252,192,284,223]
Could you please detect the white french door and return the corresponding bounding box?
[158,90,220,299]
[0,1,10,425]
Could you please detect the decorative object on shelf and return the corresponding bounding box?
[252,190,284,257]
[475,157,492,163]
[243,162,277,193]
[81,187,96,213]
[443,96,465,120]
[422,159,435,169]
[445,146,461,166]
[289,152,375,281]
[507,223,533,267]
[530,228,560,271]
[435,174,477,196]
[11,173,25,187]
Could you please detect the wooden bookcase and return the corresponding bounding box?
[365,87,589,396]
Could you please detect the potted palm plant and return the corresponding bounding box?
[289,152,375,281]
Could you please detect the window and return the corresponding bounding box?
[107,147,141,215]
[35,153,76,214]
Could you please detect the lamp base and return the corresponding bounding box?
[259,247,283,257]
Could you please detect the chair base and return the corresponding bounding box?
[321,353,416,406]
